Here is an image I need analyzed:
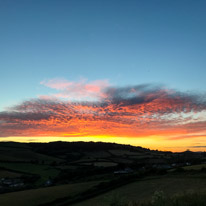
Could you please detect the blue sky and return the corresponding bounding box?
[1,0,206,111]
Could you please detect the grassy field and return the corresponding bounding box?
[109,149,143,156]
[0,144,62,164]
[72,174,206,206]
[141,191,206,206]
[1,142,206,206]
[0,142,63,184]
[101,191,206,206]
[0,168,21,178]
[0,162,59,184]
[183,163,206,170]
[94,162,118,167]
[0,181,100,206]
[84,151,111,158]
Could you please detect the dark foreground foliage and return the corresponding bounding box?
[111,191,206,206]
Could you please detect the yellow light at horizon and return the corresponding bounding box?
[1,134,206,152]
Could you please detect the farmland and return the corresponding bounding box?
[0,181,100,206]
[0,141,206,206]
[72,174,206,206]
[0,162,59,185]
[183,163,206,171]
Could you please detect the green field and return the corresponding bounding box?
[1,142,206,206]
[109,149,143,156]
[0,162,59,184]
[183,163,206,170]
[84,151,111,158]
[94,162,118,167]
[0,144,62,164]
[0,181,100,206]
[72,174,206,206]
[0,168,21,178]
[1,172,206,206]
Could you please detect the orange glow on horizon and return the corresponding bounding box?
[1,134,206,152]
[1,85,206,152]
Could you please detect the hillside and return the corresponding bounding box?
[0,141,206,206]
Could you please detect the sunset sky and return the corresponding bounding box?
[1,0,206,151]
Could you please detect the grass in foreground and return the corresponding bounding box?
[72,174,206,206]
[0,181,99,206]
[111,191,206,206]
[183,163,206,171]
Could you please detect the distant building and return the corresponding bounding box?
[0,178,24,188]
[45,179,53,186]
[114,167,133,174]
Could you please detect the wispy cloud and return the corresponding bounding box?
[1,82,206,140]
[40,78,110,101]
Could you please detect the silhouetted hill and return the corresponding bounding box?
[28,141,151,156]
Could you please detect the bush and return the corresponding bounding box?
[126,191,206,206]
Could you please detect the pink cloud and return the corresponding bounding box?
[40,78,110,101]
[40,78,73,90]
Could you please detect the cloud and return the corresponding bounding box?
[40,78,110,101]
[1,83,206,139]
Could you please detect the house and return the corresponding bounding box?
[45,179,53,186]
[114,167,133,174]
[0,178,24,188]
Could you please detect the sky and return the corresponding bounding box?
[1,0,206,151]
